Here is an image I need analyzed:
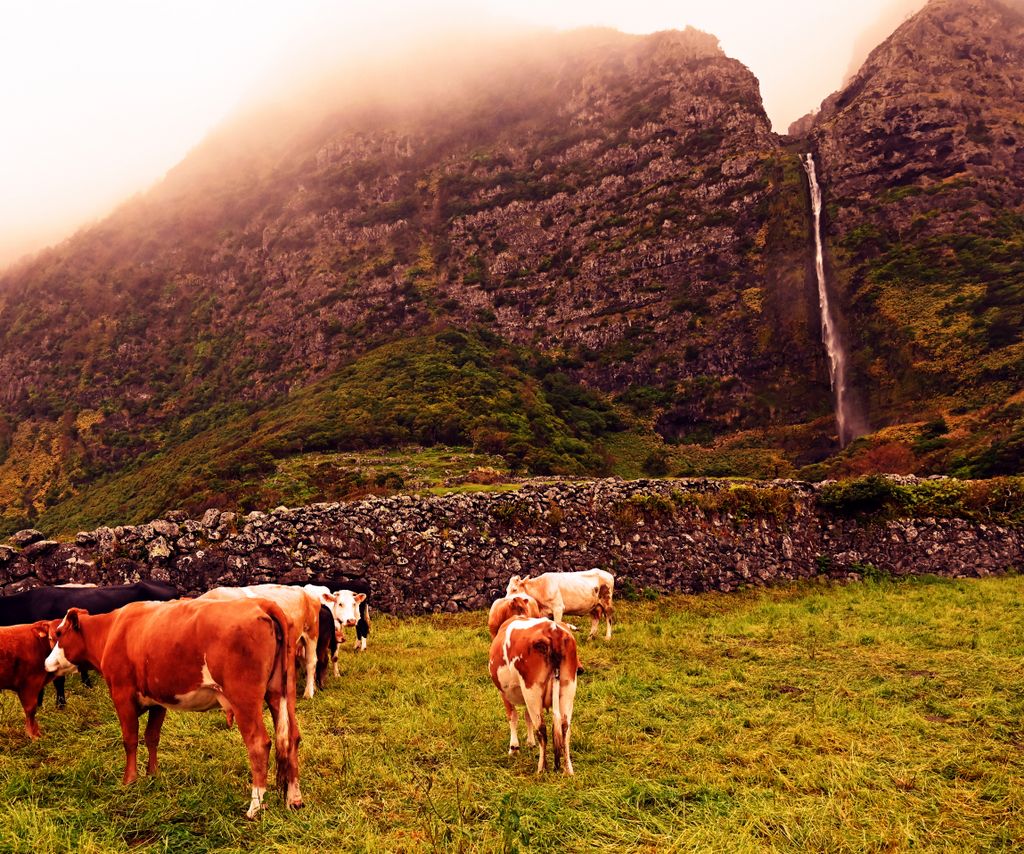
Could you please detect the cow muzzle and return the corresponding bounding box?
[44,644,78,676]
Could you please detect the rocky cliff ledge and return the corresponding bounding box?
[1,478,1020,613]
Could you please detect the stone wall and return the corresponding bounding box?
[1,479,1020,614]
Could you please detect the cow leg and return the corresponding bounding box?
[500,695,520,755]
[18,683,43,740]
[559,678,577,776]
[264,690,304,811]
[532,714,547,775]
[332,650,339,678]
[143,707,167,776]
[589,607,601,640]
[520,684,548,773]
[302,638,316,699]
[79,666,93,689]
[112,696,142,784]
[55,676,67,708]
[235,708,271,819]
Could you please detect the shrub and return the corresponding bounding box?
[642,451,670,476]
[817,475,897,516]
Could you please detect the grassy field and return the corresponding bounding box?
[1,576,1024,852]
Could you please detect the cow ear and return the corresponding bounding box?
[320,592,336,605]
[65,608,81,629]
[354,593,366,604]
[34,624,49,639]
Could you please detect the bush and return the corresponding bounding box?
[642,450,670,476]
[817,475,896,516]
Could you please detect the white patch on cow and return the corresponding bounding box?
[286,780,303,809]
[44,643,76,675]
[246,786,267,819]
[139,657,225,712]
[501,617,549,664]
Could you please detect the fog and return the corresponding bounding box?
[0,0,928,269]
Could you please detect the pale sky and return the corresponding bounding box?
[0,0,925,268]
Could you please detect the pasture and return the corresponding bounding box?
[1,575,1023,852]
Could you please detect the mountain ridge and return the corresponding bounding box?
[1,4,1022,533]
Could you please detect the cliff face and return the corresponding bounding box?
[0,27,832,530]
[808,0,1024,470]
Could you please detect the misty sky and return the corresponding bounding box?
[0,0,925,268]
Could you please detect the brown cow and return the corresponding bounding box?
[44,600,302,818]
[0,620,57,739]
[488,616,580,775]
[487,593,541,638]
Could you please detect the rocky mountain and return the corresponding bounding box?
[1,2,1022,534]
[808,0,1024,474]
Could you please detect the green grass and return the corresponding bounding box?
[3,577,1024,851]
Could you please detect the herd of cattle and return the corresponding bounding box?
[0,567,614,817]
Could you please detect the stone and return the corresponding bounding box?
[9,529,44,547]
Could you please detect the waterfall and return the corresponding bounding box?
[802,152,863,447]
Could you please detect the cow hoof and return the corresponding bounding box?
[287,800,305,811]
[508,746,519,755]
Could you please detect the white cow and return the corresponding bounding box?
[506,568,614,640]
[199,584,321,698]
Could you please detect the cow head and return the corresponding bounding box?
[45,608,88,675]
[506,575,525,596]
[508,593,540,619]
[317,590,366,638]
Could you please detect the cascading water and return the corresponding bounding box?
[802,152,863,447]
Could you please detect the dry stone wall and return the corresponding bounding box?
[1,479,1020,614]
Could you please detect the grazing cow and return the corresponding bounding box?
[506,569,614,640]
[487,593,541,638]
[44,600,302,818]
[314,605,338,689]
[292,580,370,651]
[0,580,180,706]
[0,620,58,739]
[488,616,580,775]
[199,585,321,698]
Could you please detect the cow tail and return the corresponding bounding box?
[262,601,299,793]
[549,628,564,770]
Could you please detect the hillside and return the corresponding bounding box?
[1,5,1023,534]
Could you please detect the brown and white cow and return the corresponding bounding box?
[488,616,580,775]
[506,568,614,640]
[487,593,541,638]
[44,599,302,818]
[200,584,321,698]
[0,620,58,739]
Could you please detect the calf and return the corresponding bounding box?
[199,584,321,698]
[489,616,580,774]
[487,593,541,638]
[0,620,57,739]
[45,599,302,818]
[506,568,614,640]
[0,580,180,706]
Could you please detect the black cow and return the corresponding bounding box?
[0,580,179,705]
[315,605,338,689]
